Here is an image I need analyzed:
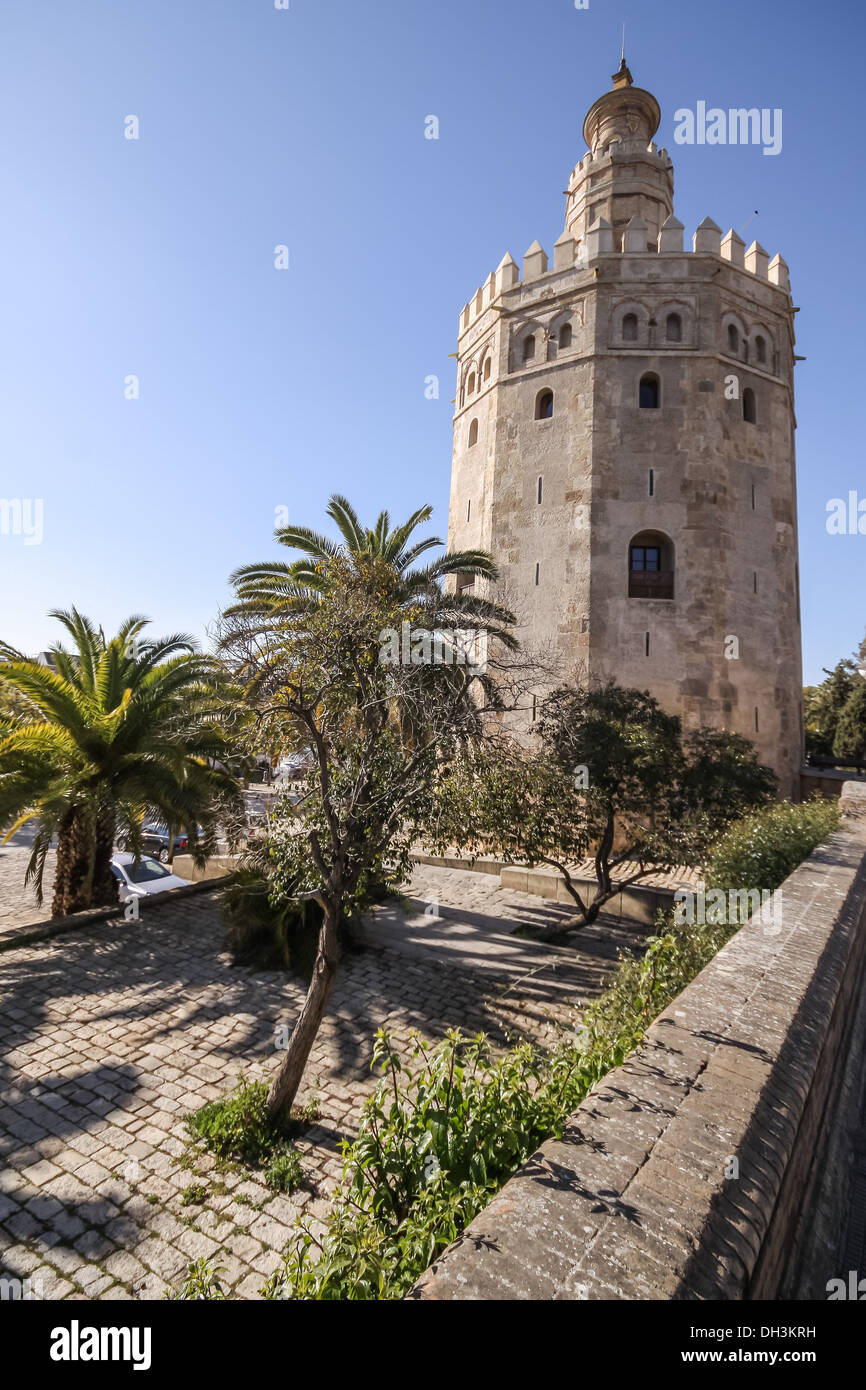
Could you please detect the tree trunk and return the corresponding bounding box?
[595,810,615,896]
[52,805,118,917]
[266,902,341,1118]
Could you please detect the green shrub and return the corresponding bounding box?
[186,1078,299,1166]
[179,1183,208,1207]
[221,870,323,973]
[704,798,839,895]
[164,1257,227,1300]
[186,1076,310,1195]
[264,1148,304,1194]
[260,1028,628,1301]
[187,1078,275,1165]
[222,868,394,974]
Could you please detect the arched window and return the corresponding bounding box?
[743,388,756,424]
[467,372,476,395]
[622,312,638,342]
[482,356,492,380]
[522,335,536,363]
[628,530,674,599]
[535,389,554,420]
[727,323,740,354]
[468,418,479,446]
[754,335,766,365]
[666,313,682,342]
[639,373,659,409]
[558,322,572,350]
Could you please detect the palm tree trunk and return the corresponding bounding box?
[266,902,341,1118]
[52,805,118,917]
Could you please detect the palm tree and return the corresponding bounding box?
[224,496,517,748]
[227,494,516,641]
[0,609,243,917]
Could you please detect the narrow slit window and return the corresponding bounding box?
[467,499,471,522]
[755,706,759,733]
[751,483,756,510]
[535,562,540,586]
[537,476,543,504]
[753,571,757,594]
[649,469,654,497]
[645,631,650,657]
[743,388,757,424]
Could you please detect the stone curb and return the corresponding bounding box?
[0,875,235,954]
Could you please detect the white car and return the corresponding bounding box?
[110,853,188,902]
[275,753,314,782]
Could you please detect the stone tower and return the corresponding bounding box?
[446,61,803,797]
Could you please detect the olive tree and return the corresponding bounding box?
[430,683,776,936]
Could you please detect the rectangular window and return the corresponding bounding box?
[631,546,660,572]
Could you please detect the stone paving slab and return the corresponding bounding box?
[0,864,640,1300]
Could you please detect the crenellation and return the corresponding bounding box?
[553,231,575,272]
[586,216,615,256]
[523,240,548,280]
[693,216,722,255]
[721,228,746,268]
[623,214,648,253]
[495,252,519,296]
[658,215,684,254]
[744,241,769,280]
[768,253,790,291]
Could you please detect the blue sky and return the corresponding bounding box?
[0,0,861,684]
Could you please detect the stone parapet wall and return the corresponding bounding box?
[412,810,866,1300]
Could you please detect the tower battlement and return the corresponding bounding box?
[458,217,790,336]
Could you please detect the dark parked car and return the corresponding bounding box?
[116,822,189,863]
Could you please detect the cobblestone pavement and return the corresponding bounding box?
[0,864,638,1301]
[0,839,57,943]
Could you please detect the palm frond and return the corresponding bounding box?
[327,495,366,551]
